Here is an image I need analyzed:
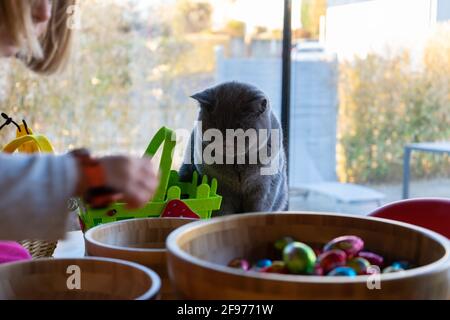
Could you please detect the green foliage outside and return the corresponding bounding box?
[300,0,326,39]
[338,26,450,183]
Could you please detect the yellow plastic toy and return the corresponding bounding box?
[2,124,54,154]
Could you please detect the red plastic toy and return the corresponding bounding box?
[369,198,450,239]
[161,199,201,219]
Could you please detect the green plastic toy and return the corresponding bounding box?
[78,127,222,232]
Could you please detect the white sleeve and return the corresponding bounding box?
[0,153,79,241]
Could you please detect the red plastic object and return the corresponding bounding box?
[369,198,450,239]
[161,199,200,219]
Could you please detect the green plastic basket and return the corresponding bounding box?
[78,127,222,232]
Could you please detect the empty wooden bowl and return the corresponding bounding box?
[84,218,196,299]
[0,257,161,300]
[166,212,450,299]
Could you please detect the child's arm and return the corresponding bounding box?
[0,153,78,241]
[0,153,159,241]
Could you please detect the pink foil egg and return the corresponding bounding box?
[357,251,384,267]
[323,235,364,258]
[228,258,250,271]
[313,264,324,276]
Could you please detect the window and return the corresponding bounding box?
[0,0,448,214]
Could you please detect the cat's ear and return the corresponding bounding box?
[252,97,268,115]
[260,98,268,112]
[191,90,213,109]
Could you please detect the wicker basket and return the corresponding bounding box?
[18,240,57,259]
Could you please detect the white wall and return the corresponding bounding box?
[325,0,436,61]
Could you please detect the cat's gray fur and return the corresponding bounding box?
[179,81,288,215]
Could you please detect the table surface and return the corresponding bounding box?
[53,231,85,258]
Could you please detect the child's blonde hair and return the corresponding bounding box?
[0,0,76,74]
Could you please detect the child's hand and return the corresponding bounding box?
[75,154,159,209]
[99,156,159,209]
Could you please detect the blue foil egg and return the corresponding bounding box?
[391,261,410,270]
[383,265,405,273]
[328,266,357,277]
[256,259,272,269]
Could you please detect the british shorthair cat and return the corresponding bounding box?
[179,82,288,215]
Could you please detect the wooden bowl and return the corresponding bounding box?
[166,212,450,299]
[0,257,161,300]
[84,218,196,299]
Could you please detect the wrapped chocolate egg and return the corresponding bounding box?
[275,236,295,251]
[261,261,289,274]
[383,263,406,273]
[346,257,371,275]
[328,266,357,277]
[358,251,384,267]
[313,264,324,276]
[391,261,410,270]
[313,248,323,257]
[228,258,250,271]
[283,242,317,274]
[255,259,272,269]
[323,235,364,258]
[317,249,347,274]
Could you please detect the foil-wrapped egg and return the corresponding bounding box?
[274,236,295,252]
[391,261,411,270]
[383,264,405,273]
[357,251,384,267]
[261,261,289,274]
[283,242,317,274]
[328,266,357,277]
[255,259,272,269]
[313,264,324,276]
[317,249,347,274]
[228,258,250,271]
[323,235,364,258]
[346,257,371,275]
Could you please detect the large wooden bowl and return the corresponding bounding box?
[84,218,196,299]
[0,257,161,300]
[166,212,450,299]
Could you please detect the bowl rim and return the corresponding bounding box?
[0,256,161,300]
[166,211,450,284]
[84,217,197,254]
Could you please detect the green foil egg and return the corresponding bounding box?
[283,241,317,274]
[275,236,295,252]
[346,257,371,275]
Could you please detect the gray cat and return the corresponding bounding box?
[179,81,288,215]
